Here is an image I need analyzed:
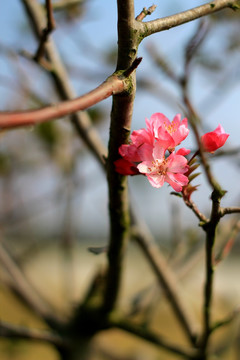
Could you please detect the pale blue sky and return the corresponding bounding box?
[0,1,239,239]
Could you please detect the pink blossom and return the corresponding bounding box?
[201,124,229,153]
[146,113,189,150]
[114,112,190,191]
[137,142,189,192]
[114,158,139,175]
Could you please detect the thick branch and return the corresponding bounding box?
[140,0,240,37]
[0,75,125,129]
[103,0,137,313]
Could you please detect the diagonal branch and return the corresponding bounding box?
[109,315,198,359]
[0,320,70,348]
[139,0,240,38]
[21,0,108,167]
[131,219,197,345]
[0,242,63,327]
[0,74,126,129]
[34,0,56,61]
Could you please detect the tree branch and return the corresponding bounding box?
[0,74,126,129]
[0,243,63,327]
[109,315,198,359]
[34,0,56,61]
[21,0,108,167]
[220,206,240,217]
[103,0,137,313]
[0,320,70,348]
[131,222,197,345]
[135,5,157,22]
[140,0,240,37]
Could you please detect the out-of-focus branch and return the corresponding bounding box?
[34,0,56,61]
[0,320,70,348]
[52,0,84,11]
[220,207,240,216]
[21,0,108,167]
[131,221,197,346]
[0,243,63,327]
[139,0,240,37]
[109,315,198,359]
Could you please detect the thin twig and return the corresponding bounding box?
[131,219,197,345]
[0,320,70,348]
[34,0,56,61]
[139,0,240,37]
[0,242,63,326]
[220,207,240,217]
[109,315,198,359]
[21,0,108,167]
[135,5,157,22]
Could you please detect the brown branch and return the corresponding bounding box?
[0,320,70,348]
[0,74,125,129]
[0,243,63,327]
[135,5,157,21]
[140,0,240,37]
[183,197,208,224]
[109,315,198,359]
[52,0,84,11]
[34,0,56,61]
[21,0,108,167]
[131,220,197,345]
[102,0,137,314]
[220,206,240,217]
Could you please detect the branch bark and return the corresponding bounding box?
[0,74,125,129]
[0,243,63,327]
[21,0,108,167]
[0,321,70,348]
[139,0,240,37]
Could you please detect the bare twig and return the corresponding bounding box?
[0,242,63,326]
[109,315,198,359]
[34,0,56,61]
[0,320,70,348]
[220,207,240,217]
[135,5,157,22]
[139,0,240,37]
[0,74,126,129]
[131,219,197,345]
[21,0,108,167]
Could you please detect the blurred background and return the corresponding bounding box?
[0,0,240,359]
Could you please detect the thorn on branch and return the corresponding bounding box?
[122,57,143,78]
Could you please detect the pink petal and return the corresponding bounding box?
[137,161,153,174]
[176,148,191,156]
[114,158,139,175]
[167,153,189,173]
[152,141,166,161]
[146,174,165,188]
[166,172,189,192]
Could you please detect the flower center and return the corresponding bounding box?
[164,121,177,134]
[148,159,168,175]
